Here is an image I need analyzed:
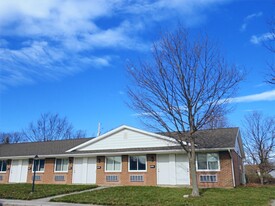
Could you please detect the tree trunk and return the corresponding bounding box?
[189,138,200,197]
[257,170,264,185]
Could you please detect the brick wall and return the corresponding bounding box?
[0,160,11,184]
[96,154,157,186]
[26,158,73,184]
[196,151,234,188]
[231,150,244,186]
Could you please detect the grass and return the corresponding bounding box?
[52,185,275,206]
[0,184,97,200]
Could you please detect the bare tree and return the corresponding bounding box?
[0,132,24,144]
[202,114,229,129]
[23,113,86,142]
[243,111,275,185]
[127,27,244,196]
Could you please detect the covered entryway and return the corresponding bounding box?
[9,159,28,183]
[72,157,96,184]
[157,154,190,185]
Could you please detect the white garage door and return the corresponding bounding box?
[157,154,190,185]
[9,159,28,183]
[72,157,96,184]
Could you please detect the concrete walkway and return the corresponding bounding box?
[270,200,275,206]
[0,186,106,206]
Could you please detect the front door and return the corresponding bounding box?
[175,154,190,185]
[9,159,28,183]
[72,157,96,184]
[157,154,170,185]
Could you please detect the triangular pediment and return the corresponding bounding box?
[67,125,179,152]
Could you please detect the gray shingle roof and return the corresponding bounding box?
[0,128,240,158]
[166,127,239,149]
[0,138,92,158]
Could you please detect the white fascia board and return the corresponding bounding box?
[0,150,187,160]
[66,125,182,152]
[0,154,74,159]
[195,148,234,152]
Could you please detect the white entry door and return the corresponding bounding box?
[72,157,96,184]
[157,154,190,185]
[9,159,28,183]
[157,154,170,185]
[175,154,190,185]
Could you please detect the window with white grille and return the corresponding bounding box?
[32,175,41,181]
[200,175,217,183]
[106,175,119,182]
[55,175,65,181]
[130,175,144,182]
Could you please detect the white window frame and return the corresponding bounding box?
[0,160,7,173]
[196,153,220,171]
[32,159,45,173]
[54,158,69,173]
[128,155,147,172]
[105,156,122,172]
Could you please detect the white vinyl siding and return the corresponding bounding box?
[55,159,69,172]
[79,129,177,151]
[129,156,146,171]
[105,156,121,172]
[197,153,220,171]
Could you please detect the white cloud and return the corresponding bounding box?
[240,11,262,32]
[0,0,232,90]
[250,32,273,44]
[229,90,275,103]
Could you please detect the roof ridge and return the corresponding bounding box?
[0,137,93,146]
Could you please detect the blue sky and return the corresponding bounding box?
[0,0,274,136]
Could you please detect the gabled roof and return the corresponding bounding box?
[0,138,92,158]
[166,127,239,149]
[0,126,241,158]
[67,125,180,152]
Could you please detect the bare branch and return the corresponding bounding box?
[127,27,244,196]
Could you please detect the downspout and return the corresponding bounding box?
[228,149,236,187]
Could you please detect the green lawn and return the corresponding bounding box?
[52,186,275,206]
[0,184,97,200]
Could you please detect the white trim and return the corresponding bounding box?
[66,125,182,152]
[0,148,235,160]
[105,156,122,172]
[32,159,45,173]
[54,158,69,173]
[0,160,7,173]
[128,155,147,172]
[196,152,220,172]
[228,149,236,187]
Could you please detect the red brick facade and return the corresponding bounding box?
[26,158,73,184]
[96,154,157,186]
[0,151,243,188]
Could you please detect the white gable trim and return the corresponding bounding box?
[66,125,181,152]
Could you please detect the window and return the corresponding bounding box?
[32,159,45,172]
[200,175,217,182]
[106,175,119,182]
[55,158,69,172]
[129,156,146,171]
[130,175,144,182]
[0,160,7,172]
[105,156,121,172]
[197,153,219,171]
